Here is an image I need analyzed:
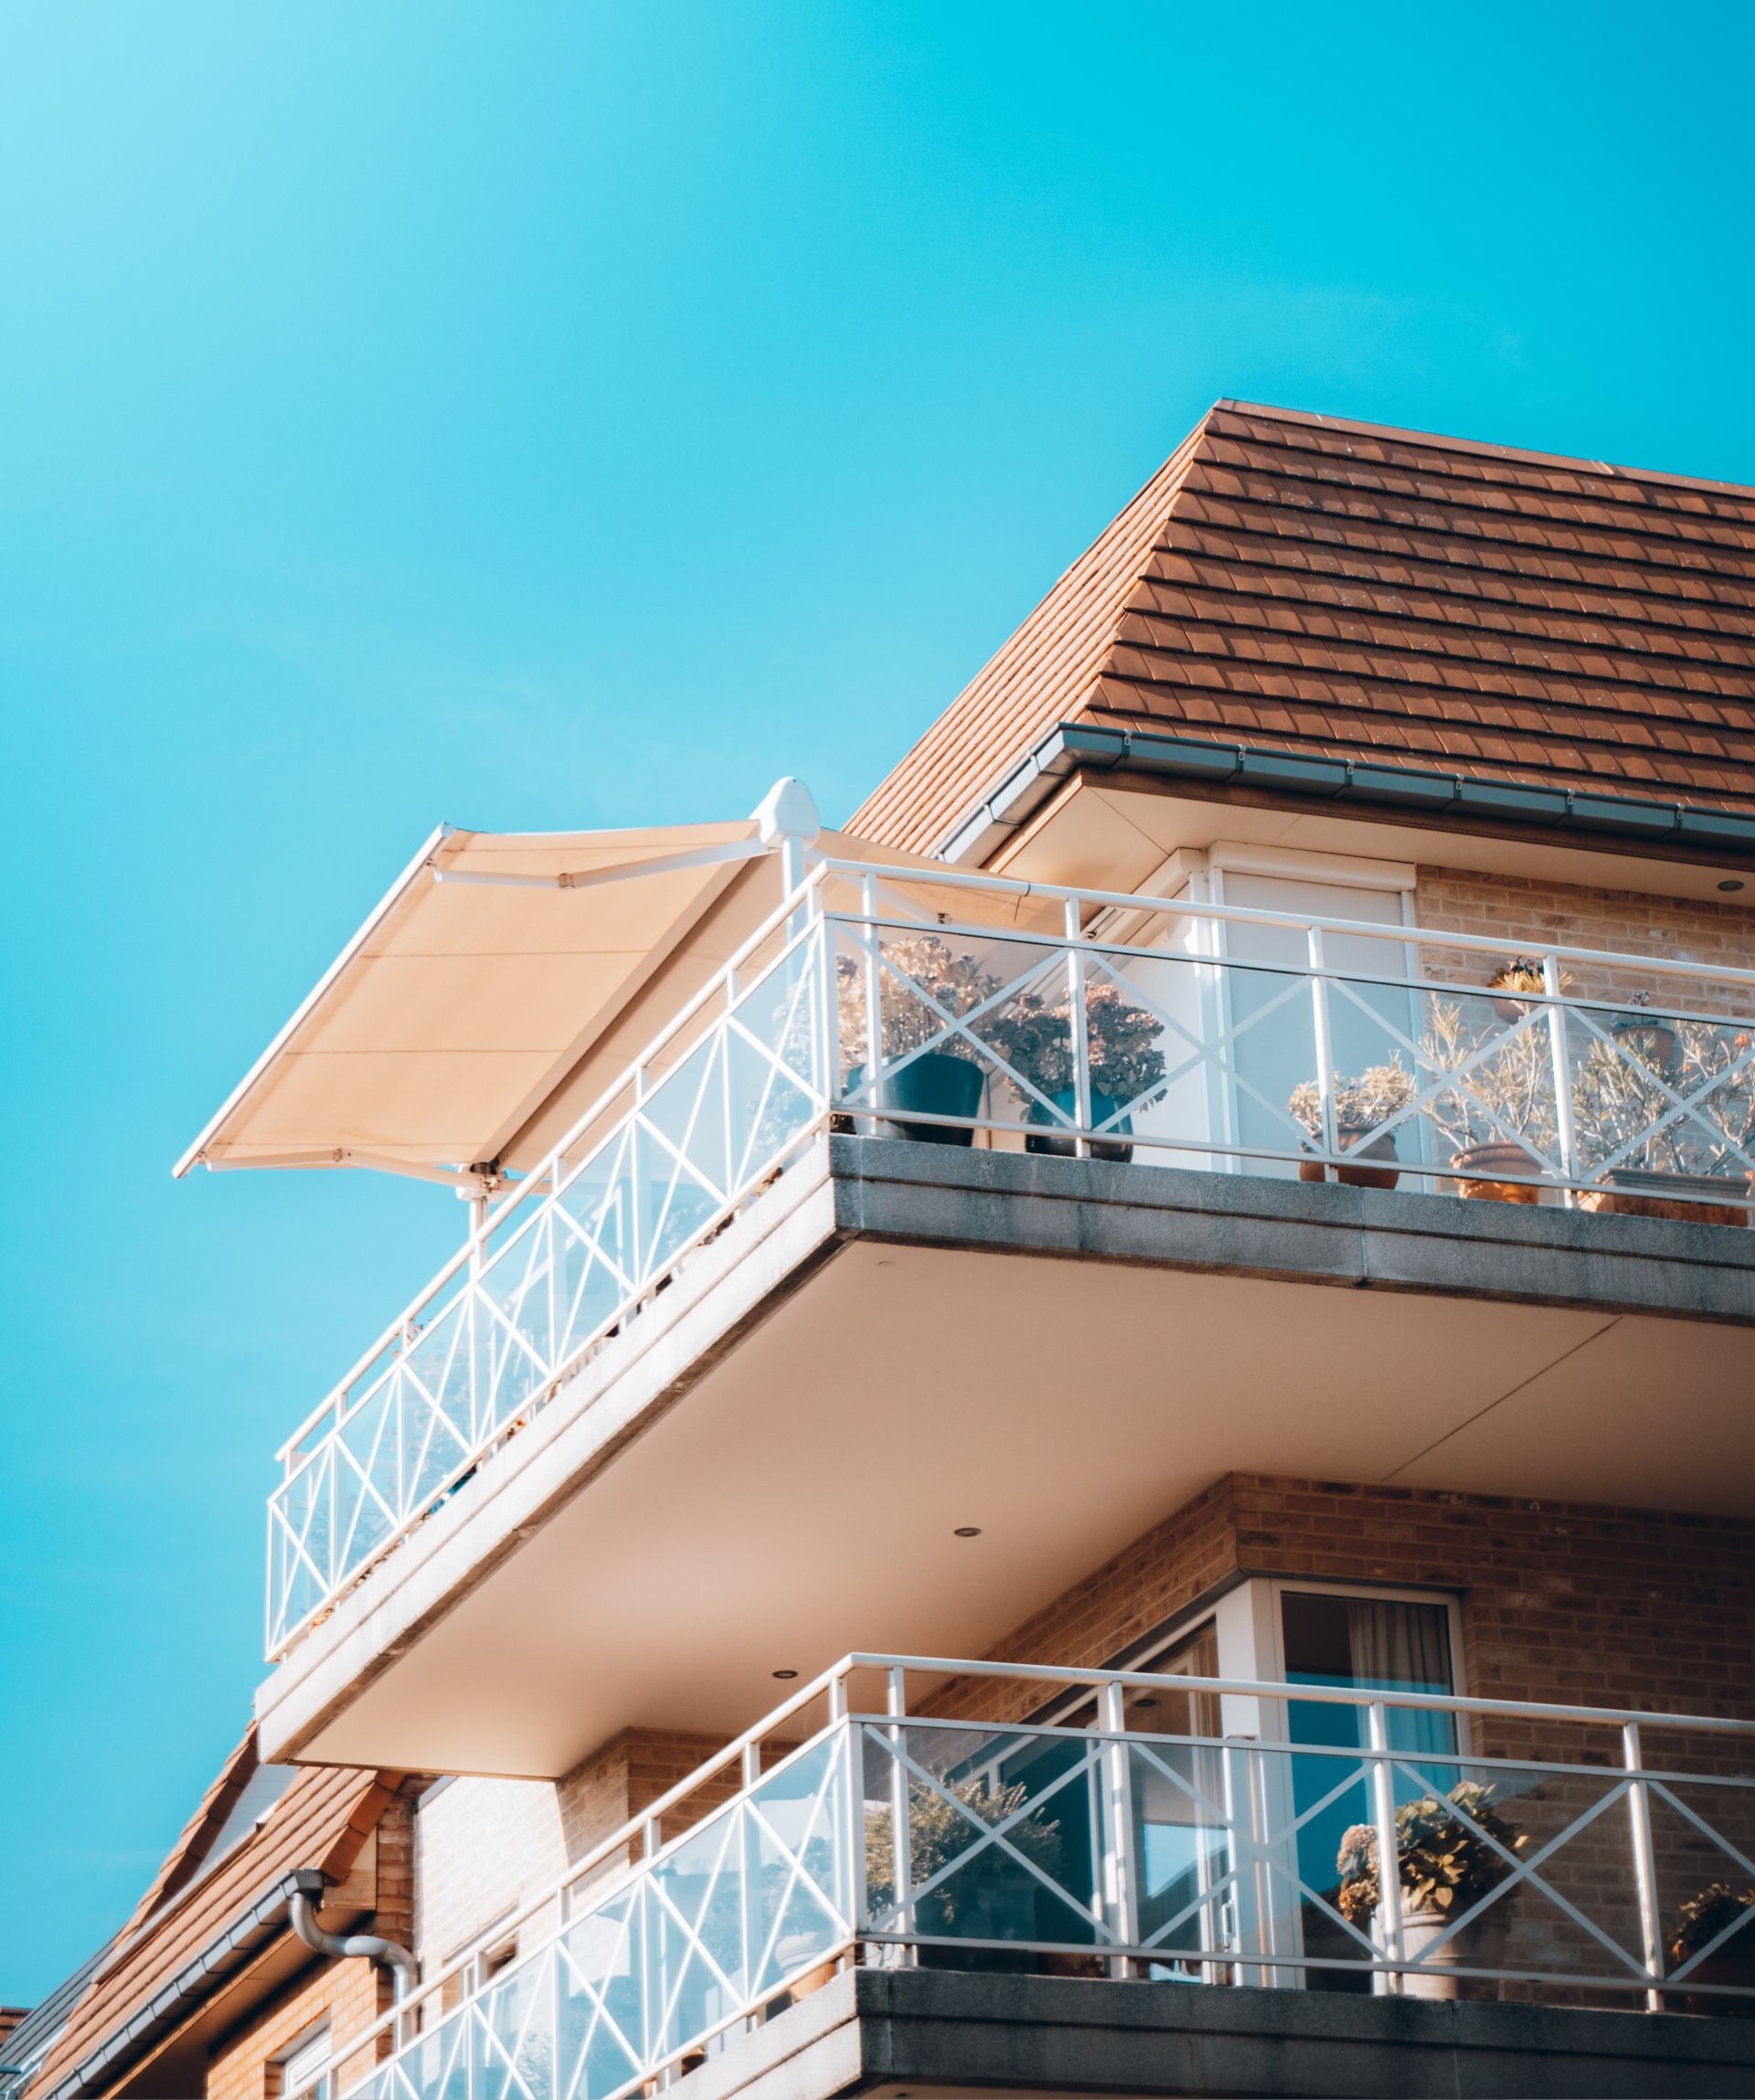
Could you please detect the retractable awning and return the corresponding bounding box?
[175,781,1046,1192]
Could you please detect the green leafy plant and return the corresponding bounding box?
[1669,1883,1755,1967]
[1336,1782,1528,1926]
[866,1777,1063,1925]
[1287,1056,1417,1137]
[984,979,1167,1108]
[836,937,1002,1066]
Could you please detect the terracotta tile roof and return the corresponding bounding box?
[850,401,1755,854]
[29,1745,399,2100]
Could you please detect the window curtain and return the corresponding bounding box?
[1345,1598,1454,1761]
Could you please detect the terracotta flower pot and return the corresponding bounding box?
[1579,1169,1751,1229]
[1451,1141,1546,1203]
[1665,1945,1755,2016]
[1610,1015,1678,1074]
[1298,1128,1400,1191]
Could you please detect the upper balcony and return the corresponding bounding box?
[238,845,1755,1772]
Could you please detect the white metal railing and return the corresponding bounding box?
[266,859,1755,1656]
[335,1654,1755,2100]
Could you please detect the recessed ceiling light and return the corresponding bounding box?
[771,1669,798,1680]
[953,1525,983,1538]
[1718,879,1745,893]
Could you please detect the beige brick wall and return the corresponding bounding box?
[206,1960,380,2100]
[937,1473,1755,1746]
[412,1730,743,1973]
[1414,865,1755,1014]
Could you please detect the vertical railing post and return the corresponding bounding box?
[631,1061,650,1288]
[544,1162,560,1377]
[1101,1678,1139,1978]
[863,875,885,1136]
[887,1665,915,1957]
[1308,926,1339,1168]
[719,960,739,1193]
[1368,1702,1404,1994]
[1221,1740,1266,1987]
[835,1674,864,1969]
[1545,953,1579,1205]
[1067,896,1092,1157]
[1623,1720,1665,2012]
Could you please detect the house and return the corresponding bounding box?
[3,1733,415,2100]
[20,402,1755,2100]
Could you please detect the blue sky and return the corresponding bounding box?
[2,0,1751,2004]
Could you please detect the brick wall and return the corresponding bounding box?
[206,1960,378,2100]
[1413,865,1755,1013]
[939,1472,1755,1734]
[413,1730,744,1975]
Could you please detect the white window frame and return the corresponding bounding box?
[279,2022,332,2100]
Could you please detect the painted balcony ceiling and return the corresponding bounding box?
[851,401,1755,855]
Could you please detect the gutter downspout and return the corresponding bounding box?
[289,1872,419,2001]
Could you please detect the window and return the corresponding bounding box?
[279,2026,331,2100]
[1275,1586,1461,1993]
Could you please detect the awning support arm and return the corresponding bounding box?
[202,1150,497,1194]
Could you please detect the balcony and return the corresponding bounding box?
[334,1654,1755,2100]
[253,859,1755,1772]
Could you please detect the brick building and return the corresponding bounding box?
[15,403,1755,2099]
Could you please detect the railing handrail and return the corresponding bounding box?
[827,902,1755,1036]
[333,1645,1755,2083]
[819,854,1755,990]
[836,1649,1755,1735]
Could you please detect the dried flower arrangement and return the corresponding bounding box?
[835,937,1001,1066]
[1418,998,1558,1156]
[1287,1056,1418,1137]
[984,978,1168,1108]
[1571,1018,1755,1179]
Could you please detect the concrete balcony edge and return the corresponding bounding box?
[684,1967,1755,2100]
[830,1135,1755,1327]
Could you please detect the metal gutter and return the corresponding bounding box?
[38,1873,322,2100]
[939,724,1755,866]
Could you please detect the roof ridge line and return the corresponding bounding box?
[1211,398,1755,502]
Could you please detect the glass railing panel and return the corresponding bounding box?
[745,1731,851,1998]
[398,1293,476,1499]
[555,1884,646,2100]
[861,1721,1107,1957]
[550,1131,640,1361]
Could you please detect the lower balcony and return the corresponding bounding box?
[336,1655,1755,2100]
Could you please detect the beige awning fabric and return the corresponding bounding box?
[176,807,1052,1187]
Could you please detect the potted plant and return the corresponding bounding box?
[1666,1883,1755,2015]
[1571,1018,1754,1227]
[1487,955,1548,1023]
[866,1776,1064,1969]
[1288,1058,1418,1189]
[1607,990,1679,1076]
[835,939,1000,1146]
[1420,999,1557,1202]
[984,980,1167,1162]
[1337,1783,1528,1999]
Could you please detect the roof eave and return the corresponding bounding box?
[939,723,1755,867]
